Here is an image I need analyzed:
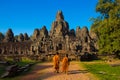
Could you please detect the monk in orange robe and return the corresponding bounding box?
[53,52,60,73]
[61,54,70,74]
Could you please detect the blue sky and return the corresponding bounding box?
[0,0,99,36]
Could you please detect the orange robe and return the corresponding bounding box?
[61,56,69,73]
[53,55,60,71]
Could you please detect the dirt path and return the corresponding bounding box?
[20,61,97,80]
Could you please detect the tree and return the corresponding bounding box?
[96,0,113,19]
[91,0,120,57]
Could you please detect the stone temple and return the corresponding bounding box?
[0,11,98,61]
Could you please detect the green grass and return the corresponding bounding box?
[81,61,120,80]
[16,57,36,66]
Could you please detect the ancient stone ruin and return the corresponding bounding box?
[0,11,98,61]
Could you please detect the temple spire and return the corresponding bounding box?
[56,10,64,21]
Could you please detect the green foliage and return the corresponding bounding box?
[96,0,113,19]
[91,0,120,56]
[17,57,35,66]
[82,61,120,80]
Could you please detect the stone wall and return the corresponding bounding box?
[0,11,98,61]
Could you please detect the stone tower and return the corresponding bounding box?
[50,10,69,38]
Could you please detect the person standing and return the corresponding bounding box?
[53,52,60,73]
[61,54,70,74]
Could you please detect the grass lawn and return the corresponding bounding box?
[81,60,120,80]
[16,57,36,66]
